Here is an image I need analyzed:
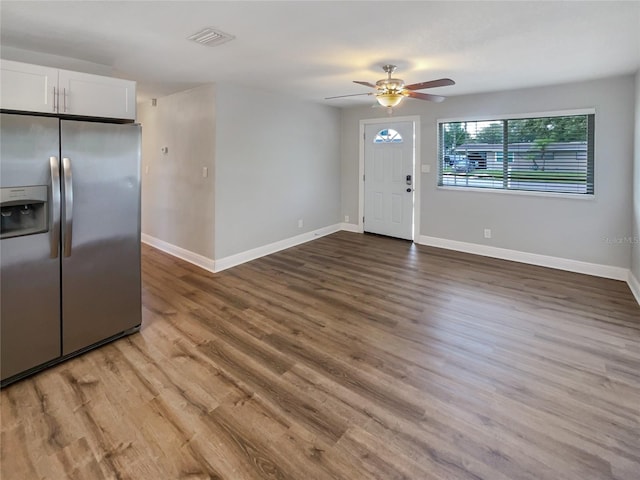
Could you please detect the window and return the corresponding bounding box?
[374,128,403,143]
[438,112,594,195]
[495,152,515,163]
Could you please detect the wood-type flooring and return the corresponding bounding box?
[1,231,639,479]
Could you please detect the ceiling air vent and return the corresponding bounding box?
[187,27,235,47]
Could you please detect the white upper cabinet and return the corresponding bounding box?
[1,60,136,120]
[57,70,136,120]
[0,60,58,114]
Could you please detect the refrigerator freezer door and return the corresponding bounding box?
[0,114,61,381]
[60,121,141,355]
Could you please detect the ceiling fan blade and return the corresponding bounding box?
[353,81,377,89]
[404,78,455,90]
[406,91,446,103]
[325,92,373,100]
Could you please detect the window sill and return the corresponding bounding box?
[436,185,595,200]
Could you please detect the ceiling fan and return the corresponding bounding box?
[326,64,455,108]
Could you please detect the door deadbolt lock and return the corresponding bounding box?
[406,188,412,193]
[406,174,412,185]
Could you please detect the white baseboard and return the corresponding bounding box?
[143,224,342,275]
[340,222,360,233]
[628,271,640,305]
[417,235,629,281]
[213,223,342,273]
[141,233,216,273]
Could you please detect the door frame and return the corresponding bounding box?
[358,115,421,241]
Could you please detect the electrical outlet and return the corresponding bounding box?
[484,228,492,239]
[298,219,303,228]
[344,215,350,223]
[202,167,208,178]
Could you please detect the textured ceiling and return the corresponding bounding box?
[1,1,639,106]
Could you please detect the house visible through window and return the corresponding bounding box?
[438,112,595,195]
[374,128,403,143]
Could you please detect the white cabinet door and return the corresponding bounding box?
[0,60,58,114]
[58,70,136,120]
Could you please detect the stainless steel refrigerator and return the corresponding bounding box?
[0,113,141,385]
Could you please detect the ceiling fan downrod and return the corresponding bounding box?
[382,64,397,76]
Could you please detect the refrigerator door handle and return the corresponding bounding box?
[62,157,73,257]
[49,156,61,258]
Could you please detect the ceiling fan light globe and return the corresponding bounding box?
[376,92,404,107]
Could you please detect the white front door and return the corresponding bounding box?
[364,121,414,240]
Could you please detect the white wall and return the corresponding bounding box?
[341,75,636,270]
[214,83,341,259]
[632,71,640,285]
[138,84,215,259]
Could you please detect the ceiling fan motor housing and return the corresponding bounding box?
[376,78,405,92]
[377,64,404,93]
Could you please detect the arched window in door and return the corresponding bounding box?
[374,128,403,143]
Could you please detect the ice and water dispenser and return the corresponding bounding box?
[0,186,48,239]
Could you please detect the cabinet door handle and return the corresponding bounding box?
[52,86,57,112]
[63,87,67,112]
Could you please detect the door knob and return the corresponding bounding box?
[406,188,412,193]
